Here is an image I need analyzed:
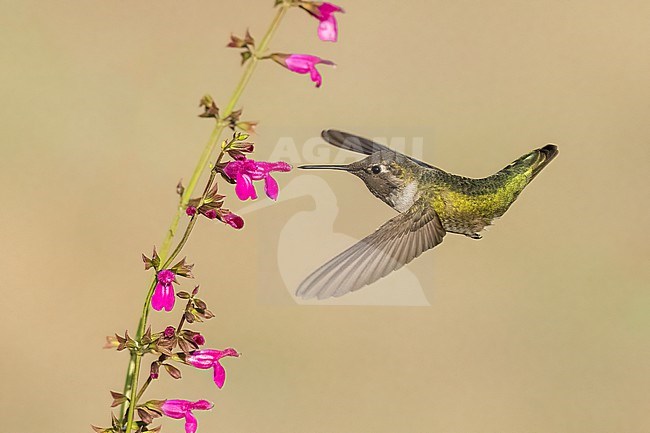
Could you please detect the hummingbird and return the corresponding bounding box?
[295,130,558,300]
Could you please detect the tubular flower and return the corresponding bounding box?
[161,399,213,433]
[223,156,291,201]
[221,211,244,229]
[151,269,176,312]
[302,2,344,42]
[186,348,240,388]
[203,209,218,220]
[271,53,335,88]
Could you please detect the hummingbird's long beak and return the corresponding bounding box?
[298,164,350,171]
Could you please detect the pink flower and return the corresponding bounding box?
[186,348,240,388]
[222,211,244,229]
[151,269,176,312]
[150,364,160,379]
[303,2,344,42]
[161,399,213,433]
[163,326,176,338]
[271,53,335,88]
[203,209,218,220]
[185,206,197,216]
[223,156,291,201]
[192,333,206,346]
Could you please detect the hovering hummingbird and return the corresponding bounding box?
[295,130,558,300]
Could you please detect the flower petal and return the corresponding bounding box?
[186,351,217,369]
[283,55,312,73]
[235,173,257,201]
[190,399,214,411]
[318,16,338,42]
[192,333,206,346]
[256,160,292,174]
[157,269,175,284]
[223,212,244,229]
[264,174,279,200]
[318,2,344,18]
[223,160,241,179]
[212,362,226,388]
[309,66,323,88]
[184,412,198,433]
[161,284,175,311]
[161,399,190,419]
[288,54,325,73]
[151,283,166,311]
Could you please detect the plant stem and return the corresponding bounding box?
[160,3,288,262]
[162,151,226,270]
[135,376,153,403]
[124,353,142,432]
[176,315,186,333]
[119,4,289,428]
[119,279,156,424]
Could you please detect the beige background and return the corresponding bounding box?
[2,0,650,431]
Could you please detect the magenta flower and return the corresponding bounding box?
[192,333,206,346]
[303,2,344,42]
[223,156,291,201]
[271,53,335,88]
[161,399,213,433]
[163,326,175,338]
[222,211,244,229]
[186,348,240,388]
[151,269,176,312]
[203,209,218,219]
[185,206,197,216]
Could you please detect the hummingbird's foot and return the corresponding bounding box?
[467,233,482,240]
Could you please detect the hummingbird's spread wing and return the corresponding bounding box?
[321,129,435,169]
[295,200,446,300]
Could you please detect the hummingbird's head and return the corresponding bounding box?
[299,150,416,206]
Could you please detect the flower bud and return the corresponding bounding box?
[271,53,335,88]
[150,361,160,379]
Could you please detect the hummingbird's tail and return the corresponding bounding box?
[528,144,559,181]
[469,144,558,224]
[493,143,558,186]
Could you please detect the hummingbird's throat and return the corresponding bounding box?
[389,181,419,213]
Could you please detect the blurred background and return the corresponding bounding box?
[1,0,649,431]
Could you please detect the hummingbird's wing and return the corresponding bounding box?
[295,199,446,300]
[322,129,435,169]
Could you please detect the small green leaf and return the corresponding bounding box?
[240,50,252,65]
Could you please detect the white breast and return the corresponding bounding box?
[391,181,419,212]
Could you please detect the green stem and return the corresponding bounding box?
[119,4,289,428]
[158,123,225,260]
[124,353,142,432]
[135,376,153,403]
[160,3,288,261]
[119,279,155,424]
[162,151,226,270]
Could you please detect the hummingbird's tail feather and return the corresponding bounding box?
[529,144,559,180]
[496,144,559,184]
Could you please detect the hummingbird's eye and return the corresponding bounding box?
[371,165,381,174]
